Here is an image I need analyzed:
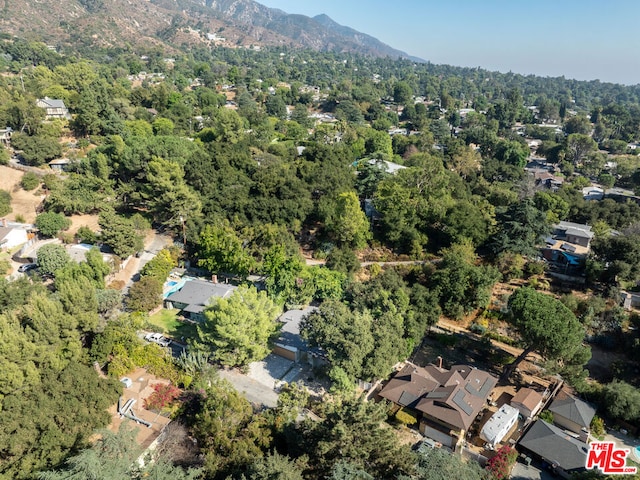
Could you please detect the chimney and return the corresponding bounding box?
[212,274,218,284]
[437,356,443,369]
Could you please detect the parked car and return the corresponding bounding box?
[18,263,37,273]
[144,332,171,347]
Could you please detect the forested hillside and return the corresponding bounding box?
[1,37,640,479]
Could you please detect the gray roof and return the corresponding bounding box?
[0,226,11,242]
[166,279,236,311]
[275,306,317,351]
[518,420,588,471]
[38,97,67,109]
[556,221,594,240]
[549,391,596,428]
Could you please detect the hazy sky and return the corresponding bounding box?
[257,0,640,85]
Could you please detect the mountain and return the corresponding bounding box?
[0,0,423,61]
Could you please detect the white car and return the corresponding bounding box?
[144,332,171,347]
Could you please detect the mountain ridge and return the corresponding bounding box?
[0,0,424,61]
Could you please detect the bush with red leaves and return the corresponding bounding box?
[486,445,518,480]
[144,383,181,411]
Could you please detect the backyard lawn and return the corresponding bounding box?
[148,308,198,340]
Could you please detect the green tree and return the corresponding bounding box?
[325,191,371,249]
[566,133,597,165]
[152,118,175,136]
[20,172,40,191]
[98,211,144,259]
[504,287,587,380]
[602,380,640,423]
[37,243,71,275]
[490,199,550,256]
[10,133,62,166]
[195,286,282,367]
[198,222,254,276]
[299,397,414,479]
[301,300,375,380]
[187,379,270,477]
[35,212,71,237]
[141,157,202,231]
[245,451,305,480]
[326,247,361,277]
[400,448,485,480]
[0,362,120,479]
[127,276,162,312]
[37,423,202,480]
[431,242,500,320]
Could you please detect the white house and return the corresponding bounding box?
[0,221,31,250]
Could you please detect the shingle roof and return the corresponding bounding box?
[548,391,596,428]
[518,420,588,471]
[379,363,497,431]
[511,388,543,413]
[38,97,67,109]
[166,279,236,311]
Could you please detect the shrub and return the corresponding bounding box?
[394,408,418,426]
[486,445,518,480]
[469,323,486,335]
[144,383,181,411]
[35,211,71,237]
[591,415,605,439]
[0,190,11,217]
[0,259,11,274]
[76,225,98,244]
[20,172,40,191]
[539,410,554,423]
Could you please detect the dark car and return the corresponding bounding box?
[18,263,37,273]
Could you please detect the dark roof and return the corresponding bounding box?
[518,420,588,471]
[549,391,596,428]
[166,279,236,311]
[379,363,497,431]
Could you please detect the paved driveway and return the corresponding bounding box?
[218,368,279,408]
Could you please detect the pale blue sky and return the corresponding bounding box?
[258,0,640,85]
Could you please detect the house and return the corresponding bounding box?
[272,306,326,367]
[49,158,71,172]
[480,404,519,447]
[518,420,588,479]
[582,186,604,201]
[0,220,31,250]
[378,363,497,449]
[367,158,407,175]
[548,390,596,437]
[36,97,72,120]
[621,291,640,311]
[0,127,12,145]
[510,388,544,420]
[164,278,236,322]
[553,221,594,249]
